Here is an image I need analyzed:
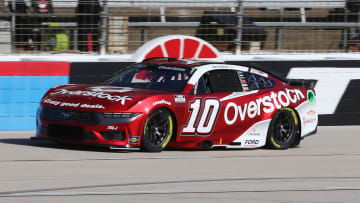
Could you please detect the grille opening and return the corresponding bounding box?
[41,107,94,123]
[48,124,84,140]
[101,131,126,141]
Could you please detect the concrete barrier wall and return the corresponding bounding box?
[1,59,359,130]
[0,62,70,130]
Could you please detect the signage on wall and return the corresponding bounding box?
[131,35,221,62]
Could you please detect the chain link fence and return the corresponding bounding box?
[0,0,359,54]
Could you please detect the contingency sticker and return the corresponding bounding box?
[128,136,139,144]
[174,95,186,103]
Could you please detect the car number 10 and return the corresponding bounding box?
[181,98,221,136]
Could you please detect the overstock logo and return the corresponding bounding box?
[224,89,304,125]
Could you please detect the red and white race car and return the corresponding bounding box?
[34,58,318,152]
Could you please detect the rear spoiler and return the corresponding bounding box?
[287,79,316,89]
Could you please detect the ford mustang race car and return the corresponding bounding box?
[33,58,318,152]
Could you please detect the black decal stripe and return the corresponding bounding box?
[319,114,360,126]
[70,62,132,84]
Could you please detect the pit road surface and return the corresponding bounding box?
[0,126,360,202]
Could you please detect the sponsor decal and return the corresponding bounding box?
[43,99,105,109]
[50,89,132,105]
[306,118,317,124]
[307,110,316,115]
[128,136,139,144]
[43,98,61,106]
[158,66,186,72]
[249,127,261,136]
[107,126,118,131]
[224,89,304,125]
[245,140,259,145]
[307,90,316,103]
[174,95,186,103]
[153,99,172,106]
[303,117,317,126]
[89,86,135,93]
[80,104,105,109]
[249,132,261,136]
[61,112,72,120]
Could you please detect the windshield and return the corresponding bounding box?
[104,63,194,92]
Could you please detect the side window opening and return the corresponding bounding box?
[191,76,208,95]
[243,72,275,90]
[206,70,242,93]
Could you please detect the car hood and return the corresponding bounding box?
[40,84,170,111]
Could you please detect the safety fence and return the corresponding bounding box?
[1,0,360,54]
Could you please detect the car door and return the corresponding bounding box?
[222,70,277,148]
[179,69,246,145]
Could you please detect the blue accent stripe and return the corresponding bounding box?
[0,76,68,130]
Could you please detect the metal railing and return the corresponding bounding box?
[1,0,360,54]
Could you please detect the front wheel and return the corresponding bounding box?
[266,108,299,149]
[141,108,174,152]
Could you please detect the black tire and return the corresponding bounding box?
[266,107,299,149]
[141,108,174,152]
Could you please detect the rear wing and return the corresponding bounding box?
[287,79,316,89]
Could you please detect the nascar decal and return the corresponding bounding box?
[224,89,304,125]
[44,99,105,109]
[182,98,221,136]
[50,89,132,105]
[174,95,186,103]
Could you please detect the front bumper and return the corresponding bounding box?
[34,106,145,149]
[35,120,143,148]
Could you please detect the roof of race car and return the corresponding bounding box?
[141,57,289,83]
[142,57,222,68]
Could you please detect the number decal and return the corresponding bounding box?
[197,99,220,134]
[181,98,221,136]
[182,99,201,134]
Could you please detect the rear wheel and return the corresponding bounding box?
[267,108,299,149]
[141,108,174,152]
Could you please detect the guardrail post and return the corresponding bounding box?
[275,8,284,50]
[10,0,16,53]
[100,0,108,55]
[235,0,243,55]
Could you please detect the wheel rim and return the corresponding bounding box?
[272,111,294,145]
[144,111,169,146]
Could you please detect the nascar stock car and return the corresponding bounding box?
[33,57,318,152]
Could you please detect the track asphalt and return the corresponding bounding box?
[0,126,360,202]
